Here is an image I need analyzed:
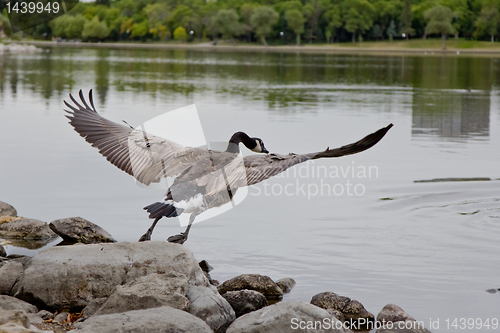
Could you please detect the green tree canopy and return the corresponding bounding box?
[386,19,397,41]
[474,0,500,42]
[324,5,342,43]
[285,9,305,45]
[250,6,279,45]
[82,16,110,40]
[424,5,455,49]
[374,0,400,41]
[173,26,187,42]
[213,9,242,42]
[341,0,376,43]
[400,0,415,40]
[131,20,149,39]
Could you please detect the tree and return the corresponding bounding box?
[401,0,415,40]
[474,1,500,42]
[424,5,455,49]
[341,0,376,43]
[386,19,397,41]
[285,9,305,45]
[169,5,197,34]
[324,5,342,43]
[302,0,325,44]
[50,15,86,39]
[131,21,149,39]
[441,0,470,39]
[241,3,256,43]
[0,10,12,37]
[371,24,383,40]
[250,6,279,46]
[82,16,110,41]
[213,9,242,43]
[374,0,400,41]
[173,26,187,42]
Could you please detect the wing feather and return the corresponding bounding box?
[202,124,393,195]
[65,89,208,185]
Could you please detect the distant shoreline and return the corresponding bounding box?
[10,40,500,56]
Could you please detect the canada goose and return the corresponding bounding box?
[65,90,392,244]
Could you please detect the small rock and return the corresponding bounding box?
[80,298,107,320]
[218,274,283,300]
[376,304,431,333]
[311,292,374,329]
[53,312,69,323]
[0,202,17,217]
[0,219,57,240]
[199,260,218,286]
[222,290,268,317]
[275,278,296,293]
[72,306,213,333]
[0,244,6,257]
[187,285,236,333]
[36,310,54,321]
[199,260,213,272]
[49,217,116,244]
[0,296,38,313]
[226,300,350,333]
[377,304,416,323]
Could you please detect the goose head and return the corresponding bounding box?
[226,132,269,154]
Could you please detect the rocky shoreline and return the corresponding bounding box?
[0,201,431,333]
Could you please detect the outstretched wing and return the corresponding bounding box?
[202,124,393,195]
[64,90,208,185]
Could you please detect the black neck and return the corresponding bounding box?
[226,132,256,153]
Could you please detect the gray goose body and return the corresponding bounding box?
[65,90,393,243]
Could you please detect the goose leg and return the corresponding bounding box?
[138,217,162,242]
[167,212,197,244]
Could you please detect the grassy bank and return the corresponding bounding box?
[9,38,500,56]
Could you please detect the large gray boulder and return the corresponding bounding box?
[0,218,57,241]
[0,295,37,313]
[94,273,190,315]
[0,202,17,217]
[218,274,283,300]
[311,292,374,329]
[226,301,352,333]
[49,217,116,244]
[12,242,234,332]
[222,290,268,317]
[73,307,214,333]
[376,304,431,333]
[0,260,27,295]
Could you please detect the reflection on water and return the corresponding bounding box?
[1,49,499,112]
[1,48,500,331]
[412,91,490,139]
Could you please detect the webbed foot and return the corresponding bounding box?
[167,232,187,244]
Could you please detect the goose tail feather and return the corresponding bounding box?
[144,202,183,219]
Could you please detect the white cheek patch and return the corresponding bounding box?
[251,141,261,152]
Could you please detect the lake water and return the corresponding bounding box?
[1,48,500,331]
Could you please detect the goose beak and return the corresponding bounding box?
[262,148,269,154]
